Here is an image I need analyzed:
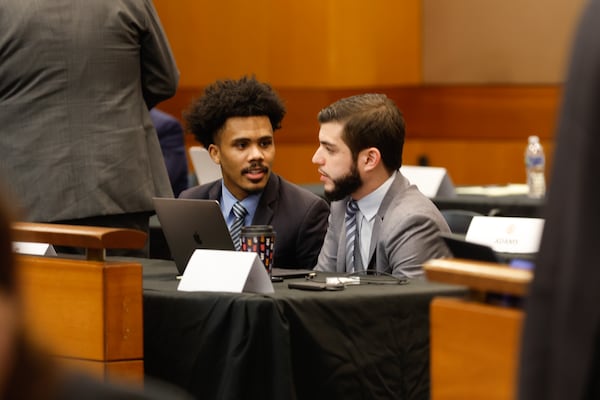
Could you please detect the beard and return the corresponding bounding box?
[324,163,362,202]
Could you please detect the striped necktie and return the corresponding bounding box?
[345,199,360,272]
[230,202,248,251]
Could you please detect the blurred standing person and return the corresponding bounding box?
[518,1,600,399]
[0,0,179,256]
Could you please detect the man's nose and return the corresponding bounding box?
[312,148,322,164]
[248,144,265,160]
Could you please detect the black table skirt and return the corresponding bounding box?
[140,259,465,400]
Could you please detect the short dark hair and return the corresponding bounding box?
[184,76,286,147]
[318,93,405,172]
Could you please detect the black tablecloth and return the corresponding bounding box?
[140,259,465,400]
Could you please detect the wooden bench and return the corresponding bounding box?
[424,258,533,400]
[13,222,146,383]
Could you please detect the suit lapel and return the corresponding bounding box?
[365,173,407,267]
[368,217,382,266]
[252,174,277,224]
[207,181,222,201]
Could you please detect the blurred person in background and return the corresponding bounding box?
[518,1,600,399]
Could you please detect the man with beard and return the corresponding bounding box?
[312,93,451,278]
[179,76,329,268]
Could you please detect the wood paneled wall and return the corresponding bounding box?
[423,0,584,84]
[153,0,421,87]
[158,85,559,186]
[151,0,577,185]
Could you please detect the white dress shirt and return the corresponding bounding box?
[354,172,396,268]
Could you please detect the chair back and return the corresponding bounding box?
[441,209,482,235]
[189,146,222,185]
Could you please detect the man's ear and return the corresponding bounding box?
[208,144,221,165]
[361,147,381,172]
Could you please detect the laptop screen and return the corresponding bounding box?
[441,232,502,263]
[153,198,235,274]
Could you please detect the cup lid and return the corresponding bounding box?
[241,225,275,234]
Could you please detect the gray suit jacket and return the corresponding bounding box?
[0,0,178,222]
[314,172,451,278]
[180,174,330,268]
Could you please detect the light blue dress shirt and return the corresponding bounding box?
[220,182,261,230]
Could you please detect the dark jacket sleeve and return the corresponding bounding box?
[291,195,330,268]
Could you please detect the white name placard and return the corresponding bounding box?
[177,249,274,294]
[13,241,56,256]
[466,216,545,254]
[400,165,456,198]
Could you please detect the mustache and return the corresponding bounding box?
[242,163,269,174]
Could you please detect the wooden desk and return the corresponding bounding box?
[424,258,533,400]
[13,222,146,383]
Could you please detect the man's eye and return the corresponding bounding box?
[260,140,273,148]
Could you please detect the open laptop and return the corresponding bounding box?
[153,198,235,275]
[153,197,315,278]
[441,232,535,269]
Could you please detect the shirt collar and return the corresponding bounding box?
[221,182,261,218]
[356,171,396,221]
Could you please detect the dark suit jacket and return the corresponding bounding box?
[180,174,330,268]
[518,1,600,399]
[0,0,178,222]
[150,109,189,197]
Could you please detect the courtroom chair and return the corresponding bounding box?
[440,209,482,235]
[12,222,146,385]
[188,146,222,185]
[424,258,532,400]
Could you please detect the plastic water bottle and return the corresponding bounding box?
[524,135,546,198]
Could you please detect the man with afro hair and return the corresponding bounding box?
[180,76,329,268]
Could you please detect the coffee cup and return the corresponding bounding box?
[240,225,276,276]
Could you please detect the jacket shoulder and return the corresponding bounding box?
[178,180,220,199]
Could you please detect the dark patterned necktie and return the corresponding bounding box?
[230,202,248,251]
[345,200,360,272]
